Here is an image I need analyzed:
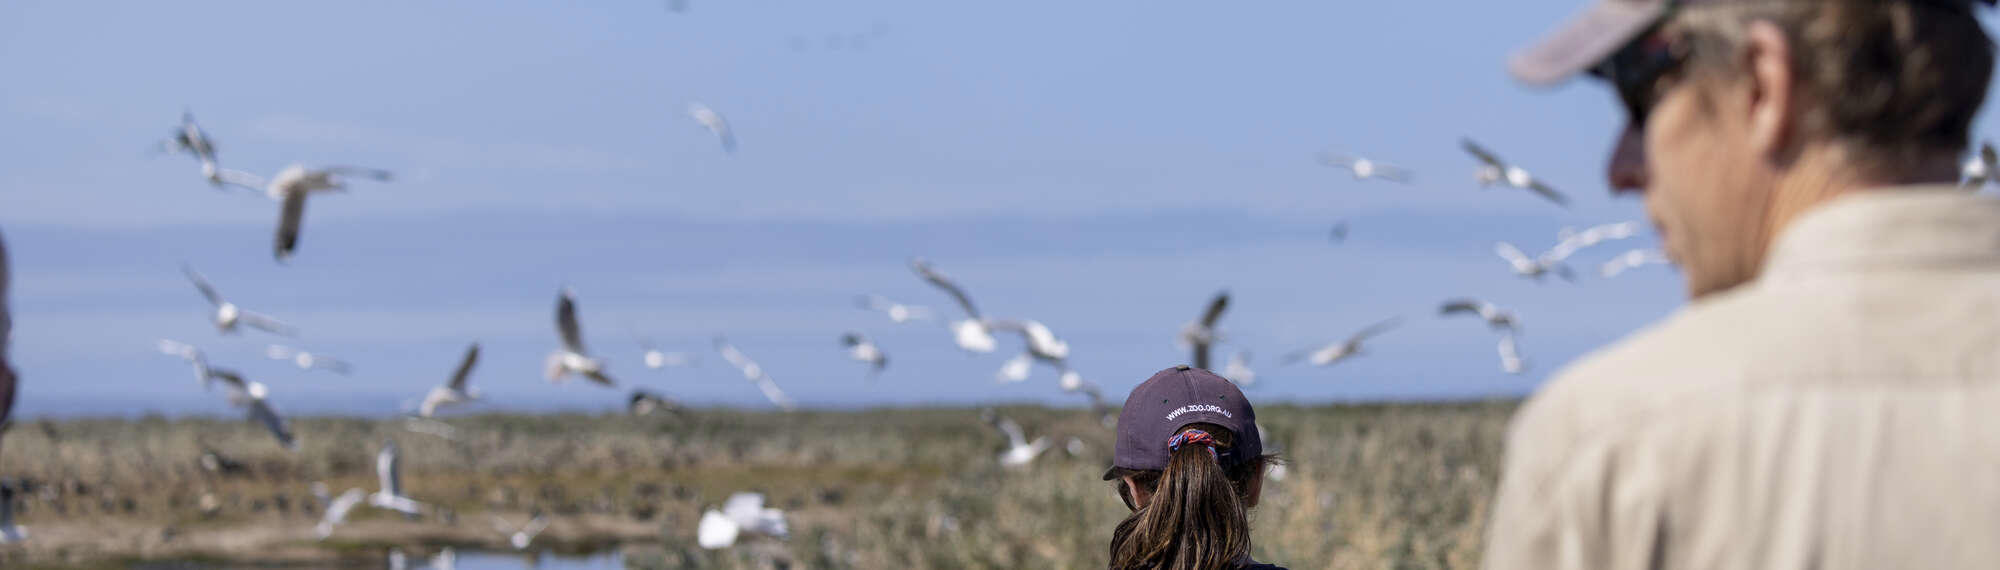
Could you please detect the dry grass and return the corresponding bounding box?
[0,401,1514,569]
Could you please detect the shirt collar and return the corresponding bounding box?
[1761,186,2000,281]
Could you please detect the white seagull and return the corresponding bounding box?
[910,258,997,354]
[369,439,424,517]
[1284,318,1403,367]
[546,288,616,387]
[714,337,798,411]
[1176,290,1229,370]
[265,345,351,375]
[1223,351,1256,387]
[697,492,790,549]
[856,294,934,324]
[419,343,481,418]
[205,368,298,450]
[687,102,737,154]
[1317,151,1414,183]
[183,265,296,336]
[1439,298,1519,332]
[213,164,393,261]
[493,514,550,550]
[1494,242,1577,282]
[1963,141,1997,189]
[990,414,1051,468]
[840,332,888,376]
[1463,138,1568,207]
[987,318,1077,383]
[312,481,366,540]
[157,339,213,390]
[1600,248,1672,278]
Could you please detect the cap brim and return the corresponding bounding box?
[1102,466,1120,481]
[1508,1,1668,85]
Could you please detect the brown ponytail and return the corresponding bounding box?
[1108,423,1273,570]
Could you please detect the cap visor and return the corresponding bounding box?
[1508,1,1666,85]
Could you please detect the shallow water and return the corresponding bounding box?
[452,547,624,569]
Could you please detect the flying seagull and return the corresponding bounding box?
[213,164,393,262]
[1494,242,1577,282]
[990,413,1051,468]
[994,352,1032,383]
[546,288,615,387]
[714,337,798,411]
[1284,318,1403,367]
[1329,221,1349,244]
[265,345,351,375]
[1439,298,1519,332]
[910,258,997,354]
[1223,351,1256,387]
[206,368,297,450]
[1317,151,1414,183]
[632,336,699,369]
[419,343,481,418]
[369,439,424,517]
[1548,221,1643,261]
[1463,138,1568,207]
[697,492,790,549]
[687,102,736,154]
[1963,141,1997,189]
[157,339,213,390]
[856,294,934,324]
[1176,290,1229,370]
[183,265,296,336]
[313,481,366,540]
[840,332,888,376]
[628,389,681,416]
[1601,248,1671,278]
[493,514,550,550]
[987,318,1078,384]
[156,111,220,184]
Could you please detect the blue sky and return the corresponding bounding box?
[4,1,1982,417]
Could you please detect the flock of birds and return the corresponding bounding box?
[65,84,2000,557]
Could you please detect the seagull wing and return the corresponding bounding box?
[237,311,298,337]
[212,168,267,192]
[1494,242,1533,266]
[1460,138,1506,167]
[1199,291,1230,328]
[248,399,296,450]
[315,355,353,375]
[522,514,549,537]
[582,369,617,387]
[207,368,249,394]
[1373,162,1416,183]
[183,265,225,306]
[447,343,479,391]
[321,166,393,182]
[1439,299,1484,318]
[1498,333,1527,374]
[909,258,981,318]
[325,488,365,526]
[274,189,308,261]
[754,374,796,411]
[841,332,864,347]
[556,289,587,353]
[1346,317,1404,345]
[1525,180,1569,207]
[997,416,1027,447]
[378,441,401,497]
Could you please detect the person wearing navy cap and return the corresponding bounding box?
[1104,365,1284,570]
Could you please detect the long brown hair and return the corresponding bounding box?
[1108,423,1275,570]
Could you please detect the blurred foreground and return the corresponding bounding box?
[0,402,1510,568]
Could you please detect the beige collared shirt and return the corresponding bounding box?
[1483,188,2000,570]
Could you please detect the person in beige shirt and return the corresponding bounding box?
[1486,0,2000,569]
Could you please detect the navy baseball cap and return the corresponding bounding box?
[1103,365,1261,480]
[1510,0,1997,85]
